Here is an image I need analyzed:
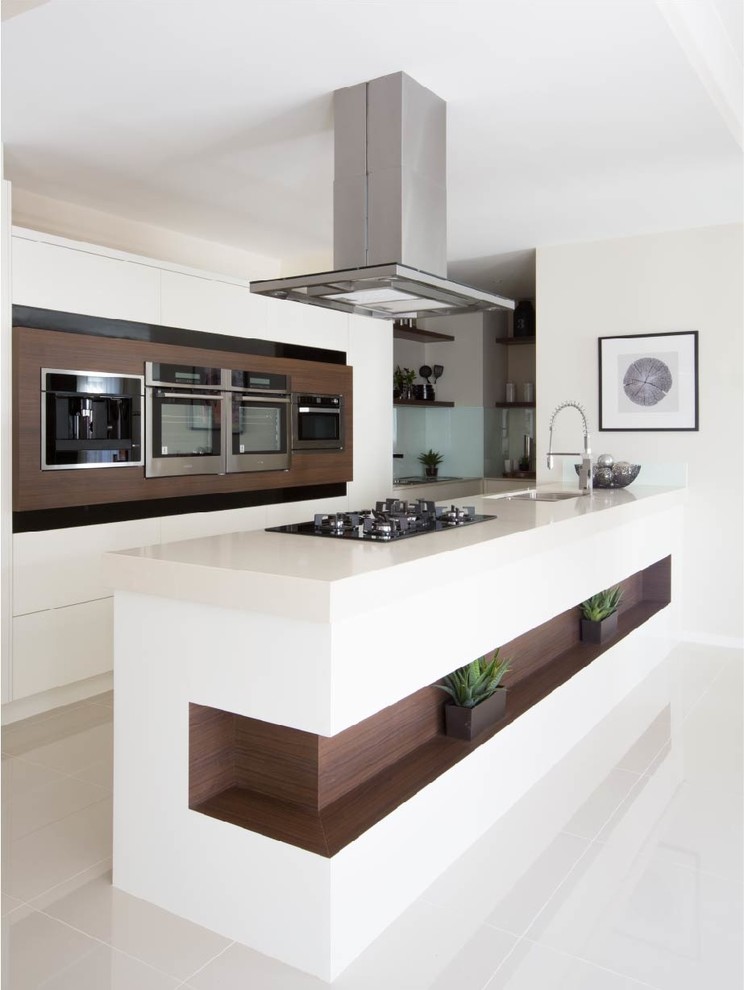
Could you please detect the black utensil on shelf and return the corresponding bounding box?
[419,365,433,384]
[432,364,444,385]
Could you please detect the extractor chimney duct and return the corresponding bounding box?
[251,72,514,320]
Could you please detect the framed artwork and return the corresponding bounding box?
[598,331,699,431]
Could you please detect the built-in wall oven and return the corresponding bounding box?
[145,362,225,478]
[291,394,344,450]
[41,369,144,470]
[226,370,291,473]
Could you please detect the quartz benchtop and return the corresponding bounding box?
[103,485,685,623]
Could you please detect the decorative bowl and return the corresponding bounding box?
[575,463,641,488]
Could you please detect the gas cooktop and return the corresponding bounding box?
[266,498,497,542]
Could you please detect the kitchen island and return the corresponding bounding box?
[104,484,685,981]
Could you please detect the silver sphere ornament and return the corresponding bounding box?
[596,453,614,468]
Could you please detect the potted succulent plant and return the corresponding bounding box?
[417,448,443,477]
[579,586,623,643]
[393,365,417,400]
[436,650,511,740]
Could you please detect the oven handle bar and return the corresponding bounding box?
[158,392,223,401]
[238,395,291,404]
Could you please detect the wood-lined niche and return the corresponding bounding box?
[189,557,671,857]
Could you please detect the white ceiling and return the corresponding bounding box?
[2,0,742,294]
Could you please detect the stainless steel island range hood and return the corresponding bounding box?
[250,72,514,321]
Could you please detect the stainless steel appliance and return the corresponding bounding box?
[41,368,144,470]
[291,394,344,450]
[266,498,496,542]
[145,362,225,478]
[227,370,291,473]
[250,73,514,321]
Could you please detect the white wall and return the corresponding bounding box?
[12,187,281,281]
[536,223,743,643]
[5,224,392,715]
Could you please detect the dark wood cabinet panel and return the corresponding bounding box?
[13,326,353,512]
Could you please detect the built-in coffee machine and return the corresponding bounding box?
[41,368,144,470]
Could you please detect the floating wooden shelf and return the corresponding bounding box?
[495,402,535,409]
[495,336,536,346]
[190,557,671,857]
[394,399,455,407]
[393,326,454,343]
[503,471,536,480]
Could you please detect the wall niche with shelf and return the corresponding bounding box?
[492,304,537,477]
[190,556,671,857]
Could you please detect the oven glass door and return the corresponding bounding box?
[296,408,341,445]
[228,395,290,472]
[147,389,224,477]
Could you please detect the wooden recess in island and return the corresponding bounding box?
[189,557,671,857]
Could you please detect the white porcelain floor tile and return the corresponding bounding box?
[4,768,110,840]
[1,754,67,801]
[182,941,328,989]
[39,870,233,982]
[3,906,181,989]
[674,692,743,791]
[1,893,23,917]
[484,832,590,937]
[563,768,642,840]
[614,709,671,774]
[2,796,112,901]
[334,899,518,990]
[29,858,113,911]
[482,937,659,989]
[13,721,113,776]
[2,702,112,757]
[597,776,743,882]
[70,756,114,790]
[522,841,743,990]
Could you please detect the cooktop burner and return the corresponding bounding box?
[266,498,497,542]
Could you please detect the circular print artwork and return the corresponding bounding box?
[622,357,673,406]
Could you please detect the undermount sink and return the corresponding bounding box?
[510,491,584,502]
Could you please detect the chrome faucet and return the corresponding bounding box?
[546,401,593,493]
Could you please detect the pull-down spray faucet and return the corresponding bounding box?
[547,401,593,493]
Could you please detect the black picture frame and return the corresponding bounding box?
[598,331,699,431]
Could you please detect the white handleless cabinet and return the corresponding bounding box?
[160,270,265,336]
[11,520,161,702]
[13,520,161,617]
[12,598,113,700]
[12,235,161,323]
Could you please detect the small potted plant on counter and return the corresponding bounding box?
[417,448,443,478]
[436,650,511,740]
[579,586,623,643]
[393,365,417,401]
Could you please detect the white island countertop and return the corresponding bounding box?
[104,485,686,623]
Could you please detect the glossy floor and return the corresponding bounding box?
[2,642,742,989]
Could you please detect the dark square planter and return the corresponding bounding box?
[580,611,618,644]
[444,688,507,741]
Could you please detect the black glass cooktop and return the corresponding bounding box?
[266,498,497,542]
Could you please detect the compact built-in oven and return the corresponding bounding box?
[226,370,291,473]
[291,394,344,450]
[145,362,225,478]
[42,369,144,470]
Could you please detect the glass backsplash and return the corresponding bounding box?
[395,405,535,480]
